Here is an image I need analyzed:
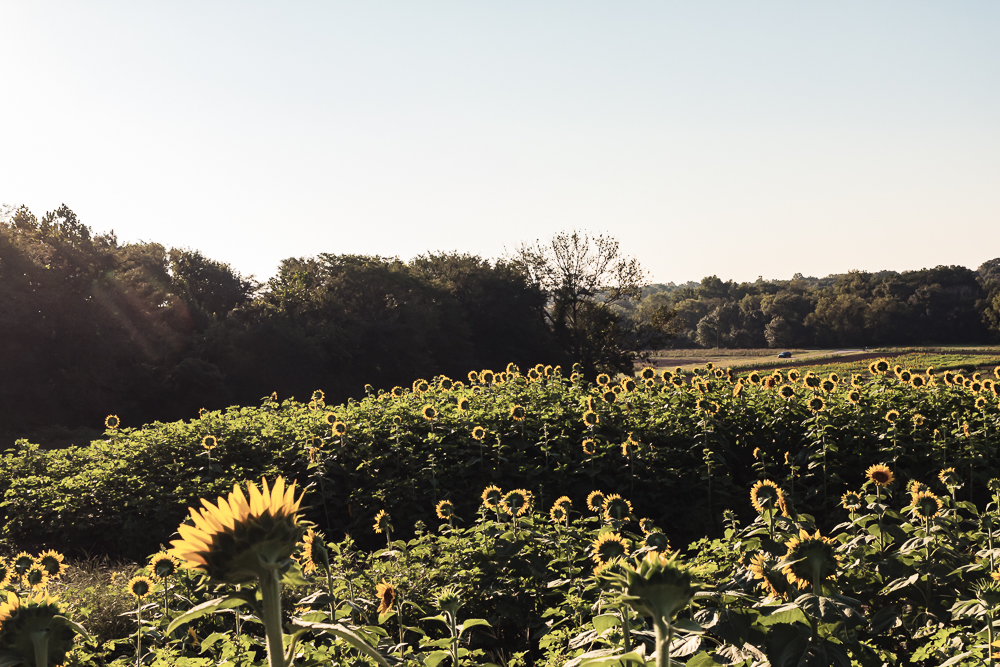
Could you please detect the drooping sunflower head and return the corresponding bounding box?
[639,517,656,534]
[481,485,502,510]
[0,561,10,589]
[732,382,744,398]
[603,494,633,522]
[884,410,899,425]
[749,552,786,601]
[644,530,670,552]
[471,426,486,441]
[807,396,826,413]
[591,532,630,565]
[510,405,526,421]
[373,510,391,534]
[169,477,305,585]
[36,550,67,579]
[501,489,531,517]
[435,500,455,521]
[553,495,572,510]
[750,480,785,515]
[763,376,777,390]
[298,528,329,574]
[866,464,894,487]
[376,580,396,614]
[527,368,540,381]
[587,490,607,512]
[910,491,943,520]
[615,552,701,621]
[939,467,962,488]
[105,414,120,430]
[781,529,838,591]
[840,490,864,512]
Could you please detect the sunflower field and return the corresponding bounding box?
[2,361,1000,666]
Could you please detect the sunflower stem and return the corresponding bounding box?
[653,617,673,667]
[135,602,142,667]
[32,631,50,667]
[259,567,288,667]
[621,604,632,652]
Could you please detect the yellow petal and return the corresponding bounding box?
[269,477,286,514]
[248,480,266,517]
[229,485,251,521]
[190,507,223,534]
[202,499,236,531]
[177,524,212,549]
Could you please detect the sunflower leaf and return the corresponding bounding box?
[166,596,247,635]
[289,618,393,667]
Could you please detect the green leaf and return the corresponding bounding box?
[458,618,491,635]
[424,650,452,667]
[166,596,247,635]
[759,604,808,627]
[0,651,24,667]
[289,618,393,667]
[673,618,705,634]
[592,614,621,634]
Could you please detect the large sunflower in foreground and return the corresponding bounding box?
[168,477,305,585]
[781,529,838,592]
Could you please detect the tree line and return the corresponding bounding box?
[0,207,670,442]
[625,261,1000,349]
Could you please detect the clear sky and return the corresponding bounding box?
[2,2,998,285]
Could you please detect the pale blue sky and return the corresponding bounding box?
[2,2,998,284]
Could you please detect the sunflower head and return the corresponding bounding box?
[481,485,502,510]
[750,480,787,516]
[501,489,531,517]
[22,565,49,591]
[376,580,397,614]
[840,490,864,512]
[821,379,835,393]
[331,421,347,436]
[582,438,596,455]
[435,500,455,520]
[168,477,305,585]
[596,373,611,387]
[644,530,670,552]
[421,405,438,421]
[549,503,568,523]
[621,379,637,393]
[847,390,861,404]
[12,553,34,577]
[976,396,988,410]
[587,490,607,512]
[788,370,801,382]
[808,396,826,413]
[910,491,943,520]
[782,529,839,592]
[640,367,656,380]
[480,370,495,385]
[939,467,962,488]
[975,579,1000,609]
[610,552,700,622]
[36,550,67,579]
[866,464,894,487]
[390,386,404,398]
[373,510,391,535]
[0,561,10,589]
[583,410,599,427]
[298,528,329,574]
[749,552,786,601]
[884,410,899,425]
[639,517,656,534]
[105,414,120,430]
[803,374,820,389]
[510,405,526,421]
[603,494,633,522]
[127,575,154,599]
[0,591,78,667]
[471,426,486,441]
[911,375,925,388]
[602,390,617,404]
[592,532,630,565]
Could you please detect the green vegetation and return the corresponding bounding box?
[3,360,1000,665]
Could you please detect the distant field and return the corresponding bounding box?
[644,346,1000,375]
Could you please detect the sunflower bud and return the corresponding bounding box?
[618,552,699,621]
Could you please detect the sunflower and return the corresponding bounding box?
[331,421,347,436]
[510,405,526,421]
[587,490,607,512]
[672,375,685,387]
[571,372,581,383]
[976,396,988,410]
[457,397,471,412]
[781,529,838,591]
[644,378,656,389]
[803,374,821,389]
[12,553,34,576]
[481,485,502,510]
[851,374,864,387]
[105,414,120,429]
[435,500,455,520]
[788,370,801,382]
[0,560,9,589]
[549,503,568,523]
[422,405,438,421]
[480,370,495,385]
[912,413,925,427]
[376,580,397,614]
[840,490,864,512]
[910,375,925,388]
[583,410,599,427]
[501,489,531,517]
[128,575,155,599]
[202,435,217,449]
[732,382,744,398]
[749,553,785,600]
[821,379,835,393]
[639,517,656,534]
[874,359,890,374]
[22,565,49,591]
[602,390,617,404]
[778,385,795,399]
[596,373,611,387]
[910,491,943,520]
[390,386,404,398]
[373,510,391,534]
[750,480,787,515]
[36,550,67,578]
[640,367,656,380]
[884,410,899,425]
[298,528,329,574]
[506,362,519,374]
[581,438,596,455]
[847,390,861,404]
[763,377,777,390]
[939,467,961,488]
[747,372,761,386]
[527,368,540,381]
[592,533,630,565]
[603,494,633,522]
[467,370,479,383]
[866,464,894,487]
[807,396,826,413]
[167,478,304,585]
[621,379,636,393]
